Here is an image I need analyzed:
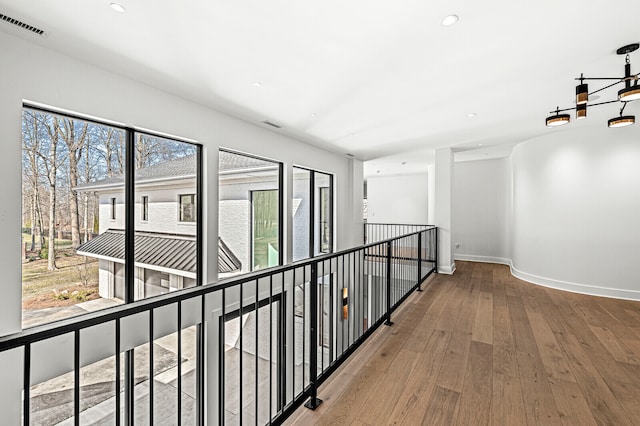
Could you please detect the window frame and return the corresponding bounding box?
[292,165,334,259]
[23,103,204,306]
[219,148,284,272]
[178,193,197,223]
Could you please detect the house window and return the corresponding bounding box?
[141,196,148,221]
[179,194,197,222]
[110,197,116,220]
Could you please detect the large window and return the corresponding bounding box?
[292,166,334,260]
[218,149,282,277]
[21,106,201,326]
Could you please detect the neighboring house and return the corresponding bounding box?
[76,155,241,300]
[77,152,329,300]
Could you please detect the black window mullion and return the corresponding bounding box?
[125,128,135,304]
[309,171,315,258]
[196,146,203,287]
[278,162,284,267]
[124,128,135,426]
[329,174,334,254]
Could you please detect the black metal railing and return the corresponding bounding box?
[0,226,437,425]
[364,222,434,244]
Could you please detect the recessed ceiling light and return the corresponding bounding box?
[478,143,483,146]
[252,82,262,87]
[401,161,407,165]
[441,14,458,26]
[467,112,477,117]
[376,170,381,174]
[311,113,317,118]
[110,3,126,13]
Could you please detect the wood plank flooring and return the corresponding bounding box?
[286,261,640,426]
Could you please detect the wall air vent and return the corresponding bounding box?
[261,120,282,129]
[0,14,47,36]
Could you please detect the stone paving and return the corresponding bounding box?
[22,298,123,329]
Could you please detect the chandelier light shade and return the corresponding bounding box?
[618,84,640,102]
[576,103,587,119]
[608,115,635,128]
[576,83,589,105]
[545,43,639,128]
[546,111,570,127]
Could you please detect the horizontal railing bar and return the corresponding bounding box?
[365,223,435,227]
[1,227,435,352]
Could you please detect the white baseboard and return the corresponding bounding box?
[454,254,511,266]
[509,263,640,302]
[437,262,456,275]
[454,254,640,301]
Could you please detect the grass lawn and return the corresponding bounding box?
[22,249,100,309]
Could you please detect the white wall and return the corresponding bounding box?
[511,126,640,300]
[451,126,640,301]
[366,174,429,224]
[0,29,364,424]
[99,182,197,235]
[453,158,510,264]
[0,28,363,333]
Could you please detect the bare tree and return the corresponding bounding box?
[22,111,46,251]
[105,128,124,177]
[60,118,89,251]
[39,115,61,270]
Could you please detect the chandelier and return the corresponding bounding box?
[545,43,640,128]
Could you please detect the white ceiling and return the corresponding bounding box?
[1,0,639,177]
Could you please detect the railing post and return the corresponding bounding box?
[384,240,393,326]
[304,261,323,410]
[417,232,423,291]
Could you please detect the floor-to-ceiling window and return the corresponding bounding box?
[21,105,202,327]
[20,105,203,425]
[218,149,282,277]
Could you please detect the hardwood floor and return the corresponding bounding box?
[286,261,640,426]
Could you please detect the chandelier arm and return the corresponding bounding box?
[548,99,619,114]
[587,99,621,107]
[588,80,625,96]
[574,77,624,81]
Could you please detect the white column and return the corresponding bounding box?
[427,164,436,225]
[345,157,364,249]
[435,148,455,274]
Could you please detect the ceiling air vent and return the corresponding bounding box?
[0,14,47,36]
[261,120,282,129]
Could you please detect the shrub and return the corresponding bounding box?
[53,289,69,300]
